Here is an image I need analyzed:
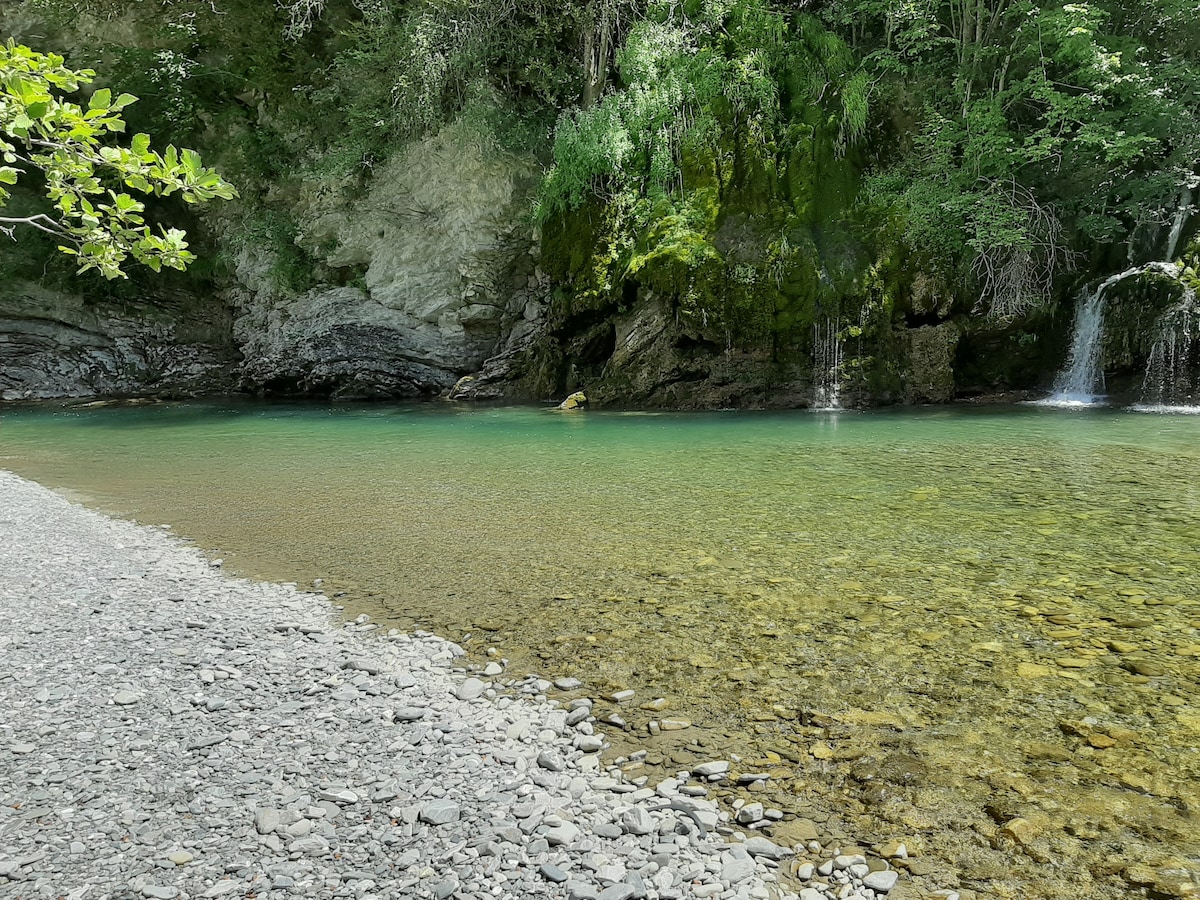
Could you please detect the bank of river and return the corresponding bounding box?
[1,402,1198,900]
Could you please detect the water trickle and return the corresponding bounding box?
[811,318,843,410]
[1042,262,1185,407]
[1165,185,1194,262]
[1136,283,1200,413]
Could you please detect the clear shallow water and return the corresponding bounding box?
[2,401,1199,899]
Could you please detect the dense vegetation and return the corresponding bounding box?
[2,0,1198,398]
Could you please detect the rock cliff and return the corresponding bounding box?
[225,122,544,399]
[0,281,236,401]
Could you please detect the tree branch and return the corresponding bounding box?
[0,213,75,242]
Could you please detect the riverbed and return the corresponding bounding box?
[2,401,1198,900]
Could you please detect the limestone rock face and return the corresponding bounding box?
[230,121,542,398]
[0,282,236,401]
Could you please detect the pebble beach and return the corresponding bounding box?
[0,471,913,900]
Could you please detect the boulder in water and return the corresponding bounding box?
[556,391,587,410]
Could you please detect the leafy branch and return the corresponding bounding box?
[0,39,236,279]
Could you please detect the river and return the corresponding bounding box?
[2,400,1198,900]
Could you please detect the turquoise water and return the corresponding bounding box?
[2,401,1198,899]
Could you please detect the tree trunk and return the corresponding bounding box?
[581,2,614,109]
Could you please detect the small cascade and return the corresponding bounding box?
[1041,262,1184,407]
[1135,283,1200,413]
[1043,286,1108,405]
[1165,185,1194,262]
[811,318,844,410]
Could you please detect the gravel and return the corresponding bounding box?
[0,471,849,900]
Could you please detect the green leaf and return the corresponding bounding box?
[88,88,111,111]
[182,148,202,175]
[126,175,152,193]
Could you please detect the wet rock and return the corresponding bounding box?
[1122,658,1167,677]
[557,392,588,410]
[999,818,1039,846]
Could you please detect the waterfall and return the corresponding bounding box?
[1042,262,1184,407]
[811,318,844,410]
[1165,185,1194,262]
[1135,281,1200,413]
[1044,286,1108,404]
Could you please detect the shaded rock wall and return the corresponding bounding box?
[0,282,237,401]
[904,323,960,403]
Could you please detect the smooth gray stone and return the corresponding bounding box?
[394,706,426,722]
[455,678,487,701]
[567,883,600,900]
[597,885,636,900]
[721,856,757,884]
[141,887,178,899]
[735,803,764,825]
[184,734,228,751]
[540,863,569,883]
[863,870,899,892]
[537,750,565,772]
[288,836,330,855]
[254,808,280,835]
[623,872,649,899]
[742,837,792,860]
[542,821,581,846]
[736,772,770,784]
[202,882,242,898]
[316,788,359,804]
[419,799,461,825]
[619,807,653,836]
